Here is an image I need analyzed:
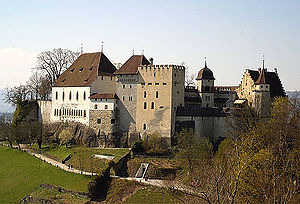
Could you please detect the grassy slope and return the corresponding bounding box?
[32,144,130,172]
[0,146,91,203]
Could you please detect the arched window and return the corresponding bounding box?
[55,91,58,100]
[62,92,65,101]
[59,109,61,116]
[144,91,147,98]
[69,92,72,100]
[84,110,86,117]
[151,102,154,109]
[83,91,86,100]
[144,102,147,109]
[156,91,158,98]
[76,92,79,100]
[94,104,98,109]
[143,123,146,130]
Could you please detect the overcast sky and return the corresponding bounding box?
[0,0,299,90]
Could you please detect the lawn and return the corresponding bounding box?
[31,144,130,172]
[0,146,92,203]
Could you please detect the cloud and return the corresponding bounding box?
[0,47,37,88]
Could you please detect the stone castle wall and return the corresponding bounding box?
[37,100,52,124]
[176,116,229,144]
[89,109,117,135]
[136,65,185,142]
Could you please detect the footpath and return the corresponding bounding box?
[0,142,205,198]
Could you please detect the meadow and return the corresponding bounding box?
[0,145,92,203]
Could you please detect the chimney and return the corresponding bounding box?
[258,67,261,74]
[149,58,153,66]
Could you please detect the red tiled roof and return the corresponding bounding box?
[114,55,150,75]
[53,52,116,87]
[89,93,117,99]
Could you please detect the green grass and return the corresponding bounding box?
[0,146,92,203]
[30,187,88,204]
[31,144,130,172]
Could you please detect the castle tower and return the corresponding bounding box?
[136,64,185,146]
[196,60,215,108]
[253,67,271,117]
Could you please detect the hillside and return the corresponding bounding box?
[0,145,91,203]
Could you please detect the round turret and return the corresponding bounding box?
[196,62,215,80]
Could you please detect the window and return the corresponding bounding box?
[105,105,108,109]
[163,83,167,85]
[151,102,154,109]
[144,102,147,109]
[55,92,58,100]
[205,86,210,92]
[101,76,104,80]
[143,123,146,130]
[129,96,132,101]
[84,110,86,117]
[97,119,101,124]
[111,119,116,124]
[154,73,156,77]
[76,92,79,100]
[59,109,61,116]
[62,92,65,101]
[130,85,132,88]
[155,83,159,85]
[156,91,158,98]
[54,109,56,116]
[76,110,78,116]
[148,83,152,85]
[122,96,125,101]
[111,76,113,80]
[266,85,268,88]
[144,91,147,98]
[83,92,86,100]
[174,73,177,77]
[261,85,263,88]
[94,104,98,109]
[123,85,125,89]
[69,92,72,100]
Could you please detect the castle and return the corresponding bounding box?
[37,52,285,147]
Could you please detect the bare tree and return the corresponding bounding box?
[36,48,80,85]
[27,71,51,100]
[4,84,30,106]
[181,62,196,86]
[0,113,13,147]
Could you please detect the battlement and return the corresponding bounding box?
[138,64,185,72]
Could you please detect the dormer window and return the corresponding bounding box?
[70,68,75,72]
[89,67,93,71]
[84,78,89,82]
[61,79,65,82]
[79,68,84,72]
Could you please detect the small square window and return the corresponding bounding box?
[105,105,108,109]
[97,119,101,124]
[111,119,116,124]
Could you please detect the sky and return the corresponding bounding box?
[0,0,299,90]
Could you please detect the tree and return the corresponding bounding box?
[4,84,30,106]
[0,113,13,147]
[175,129,213,176]
[36,48,80,85]
[181,62,196,86]
[27,71,52,100]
